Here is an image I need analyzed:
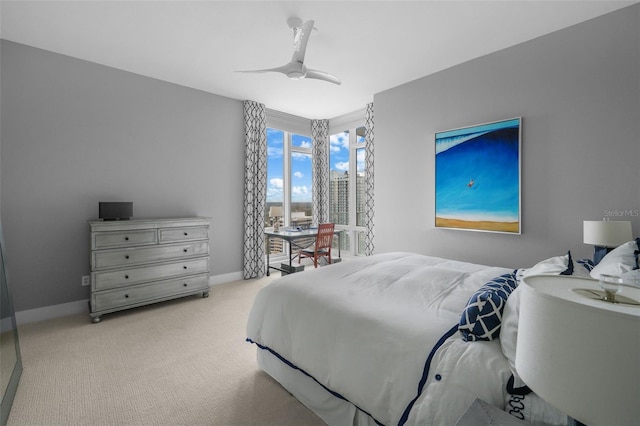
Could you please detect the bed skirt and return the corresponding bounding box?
[257,349,378,426]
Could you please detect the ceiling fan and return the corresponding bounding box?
[238,17,341,85]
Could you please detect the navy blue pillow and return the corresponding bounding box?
[562,250,574,275]
[459,272,519,342]
[576,258,595,272]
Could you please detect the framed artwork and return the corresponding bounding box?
[435,117,521,234]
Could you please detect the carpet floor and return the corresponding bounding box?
[7,273,325,425]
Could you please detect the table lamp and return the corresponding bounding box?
[269,206,283,231]
[583,220,632,264]
[516,275,640,426]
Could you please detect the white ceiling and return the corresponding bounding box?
[1,1,635,119]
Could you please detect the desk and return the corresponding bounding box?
[265,228,342,276]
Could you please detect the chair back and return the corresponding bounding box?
[315,223,335,251]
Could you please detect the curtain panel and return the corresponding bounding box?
[311,119,330,225]
[242,100,267,279]
[364,102,375,256]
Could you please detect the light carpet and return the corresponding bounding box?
[7,274,325,425]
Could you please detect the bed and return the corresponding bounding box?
[246,247,640,425]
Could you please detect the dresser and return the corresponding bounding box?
[88,217,211,323]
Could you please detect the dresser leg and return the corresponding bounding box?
[203,291,209,298]
[91,315,101,323]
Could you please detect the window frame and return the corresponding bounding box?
[265,110,313,260]
[329,110,367,257]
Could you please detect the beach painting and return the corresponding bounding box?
[435,117,521,234]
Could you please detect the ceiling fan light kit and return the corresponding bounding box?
[238,17,341,85]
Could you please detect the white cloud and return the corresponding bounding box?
[267,178,283,202]
[267,187,282,200]
[270,178,283,189]
[330,132,349,150]
[293,171,303,179]
[268,146,283,158]
[335,161,349,171]
[292,186,309,196]
[292,152,310,161]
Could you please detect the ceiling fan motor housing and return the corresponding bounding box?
[238,17,341,85]
[287,62,307,80]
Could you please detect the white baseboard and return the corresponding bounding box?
[16,299,89,326]
[15,272,244,326]
[209,271,243,286]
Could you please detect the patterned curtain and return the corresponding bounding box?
[311,119,330,225]
[243,100,267,279]
[364,103,375,256]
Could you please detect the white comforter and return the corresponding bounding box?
[247,252,514,425]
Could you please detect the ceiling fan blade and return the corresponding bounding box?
[236,63,292,75]
[305,69,342,85]
[291,19,314,64]
[237,61,308,81]
[239,18,340,85]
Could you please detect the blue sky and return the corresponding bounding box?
[267,128,366,203]
[330,130,366,173]
[267,129,313,203]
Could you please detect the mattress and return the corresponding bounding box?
[247,252,514,425]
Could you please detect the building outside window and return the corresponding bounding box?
[330,126,367,256]
[265,110,368,260]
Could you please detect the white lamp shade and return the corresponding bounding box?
[516,275,640,426]
[269,206,283,218]
[583,220,632,247]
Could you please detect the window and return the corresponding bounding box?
[265,127,313,255]
[330,126,367,255]
[290,134,313,228]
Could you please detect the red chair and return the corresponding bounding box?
[299,223,335,268]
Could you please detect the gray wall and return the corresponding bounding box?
[2,5,639,313]
[1,40,245,312]
[374,5,640,268]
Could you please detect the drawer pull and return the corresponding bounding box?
[184,232,188,236]
[125,255,130,259]
[183,266,188,270]
[183,248,188,253]
[125,237,129,241]
[183,283,188,287]
[124,294,129,298]
[125,275,129,279]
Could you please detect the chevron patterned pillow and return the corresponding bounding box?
[459,272,519,342]
[576,258,594,272]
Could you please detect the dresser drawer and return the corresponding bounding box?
[92,257,210,290]
[159,226,209,243]
[88,217,211,322]
[93,229,157,249]
[92,242,209,270]
[92,274,209,312]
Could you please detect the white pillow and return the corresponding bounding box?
[501,253,573,381]
[590,240,639,280]
[521,252,572,278]
[571,261,593,279]
[499,285,521,376]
